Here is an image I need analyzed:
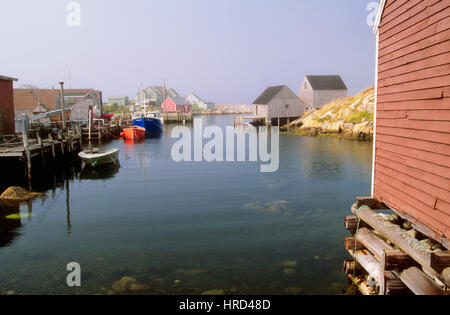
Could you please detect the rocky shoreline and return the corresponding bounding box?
[282,87,375,141]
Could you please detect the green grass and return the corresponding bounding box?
[347,111,373,123]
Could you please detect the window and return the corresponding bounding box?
[304,82,307,89]
[285,104,289,109]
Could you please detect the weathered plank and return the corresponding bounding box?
[398,267,447,295]
[351,204,449,286]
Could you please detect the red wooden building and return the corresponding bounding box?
[161,96,192,113]
[0,75,18,135]
[372,0,450,247]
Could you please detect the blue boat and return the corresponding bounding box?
[132,117,163,133]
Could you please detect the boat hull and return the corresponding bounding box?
[132,117,163,133]
[123,126,146,140]
[79,149,120,167]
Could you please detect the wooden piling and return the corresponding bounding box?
[351,204,448,287]
[22,132,32,189]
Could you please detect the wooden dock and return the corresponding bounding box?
[0,129,83,189]
[162,112,193,124]
[343,197,449,295]
[234,115,298,127]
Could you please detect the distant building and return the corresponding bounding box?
[108,96,129,107]
[14,88,103,121]
[161,96,192,113]
[298,75,348,109]
[252,85,306,124]
[186,93,216,111]
[136,86,179,107]
[0,75,18,135]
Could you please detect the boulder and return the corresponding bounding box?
[111,277,150,294]
[0,187,43,201]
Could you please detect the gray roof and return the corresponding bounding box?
[253,85,286,105]
[171,96,186,105]
[306,75,347,90]
[0,75,18,81]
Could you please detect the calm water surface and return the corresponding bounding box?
[0,115,372,295]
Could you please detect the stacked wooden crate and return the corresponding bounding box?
[344,197,449,295]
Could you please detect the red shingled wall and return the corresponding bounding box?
[0,79,15,135]
[374,0,450,242]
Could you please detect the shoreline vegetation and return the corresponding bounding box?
[282,87,375,141]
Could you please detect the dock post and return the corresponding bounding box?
[59,82,67,130]
[88,108,92,141]
[49,134,55,159]
[69,131,73,153]
[37,133,45,169]
[58,130,65,156]
[23,132,32,190]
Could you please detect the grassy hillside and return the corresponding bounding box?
[284,87,375,140]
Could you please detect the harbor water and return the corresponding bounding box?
[0,115,373,295]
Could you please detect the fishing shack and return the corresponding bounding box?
[0,75,18,136]
[251,85,306,126]
[343,0,450,295]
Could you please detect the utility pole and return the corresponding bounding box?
[59,82,66,129]
[163,79,166,113]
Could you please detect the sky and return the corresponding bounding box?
[0,0,379,104]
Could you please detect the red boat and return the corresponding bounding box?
[122,126,146,140]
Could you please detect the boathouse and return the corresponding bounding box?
[342,0,450,295]
[298,75,348,109]
[137,86,179,107]
[14,88,103,122]
[186,93,216,111]
[0,75,18,135]
[252,85,306,125]
[161,96,192,113]
[372,0,450,247]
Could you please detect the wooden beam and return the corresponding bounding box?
[398,267,447,295]
[345,215,367,231]
[345,237,365,251]
[384,250,419,270]
[349,250,382,283]
[356,228,392,261]
[430,251,450,273]
[343,259,364,275]
[351,204,449,287]
[356,197,388,210]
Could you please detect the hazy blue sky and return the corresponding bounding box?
[0,0,379,104]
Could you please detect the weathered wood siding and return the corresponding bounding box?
[0,79,15,135]
[374,0,450,243]
[267,86,305,118]
[298,78,314,108]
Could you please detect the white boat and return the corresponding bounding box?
[78,148,120,167]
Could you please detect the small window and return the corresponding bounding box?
[285,104,289,109]
[304,82,307,89]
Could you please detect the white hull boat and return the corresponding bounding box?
[78,149,120,167]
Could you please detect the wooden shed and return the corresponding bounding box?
[161,96,192,113]
[0,75,18,135]
[298,75,348,109]
[372,0,450,247]
[252,85,306,125]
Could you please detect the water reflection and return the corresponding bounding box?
[0,116,373,295]
[0,200,22,248]
[80,164,120,180]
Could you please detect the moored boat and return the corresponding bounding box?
[123,126,146,140]
[132,116,163,133]
[78,148,120,167]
